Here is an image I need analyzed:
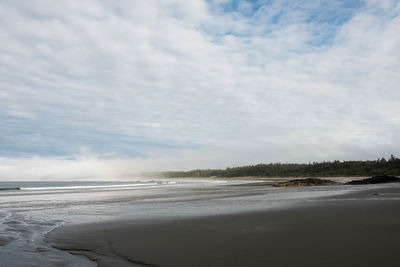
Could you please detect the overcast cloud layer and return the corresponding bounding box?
[0,0,399,179]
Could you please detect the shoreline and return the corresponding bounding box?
[153,176,370,180]
[47,183,400,267]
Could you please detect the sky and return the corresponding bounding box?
[0,0,399,179]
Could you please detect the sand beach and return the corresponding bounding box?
[48,183,400,267]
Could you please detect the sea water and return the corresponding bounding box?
[0,179,364,266]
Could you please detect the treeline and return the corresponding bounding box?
[161,155,400,178]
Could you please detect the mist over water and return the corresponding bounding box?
[0,155,229,181]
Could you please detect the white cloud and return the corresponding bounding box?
[0,0,399,178]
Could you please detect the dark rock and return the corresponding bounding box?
[346,175,400,185]
[273,178,339,187]
[0,187,21,191]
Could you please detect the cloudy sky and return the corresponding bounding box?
[0,0,399,179]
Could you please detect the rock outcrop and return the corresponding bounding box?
[346,175,400,185]
[273,178,339,187]
[0,187,21,191]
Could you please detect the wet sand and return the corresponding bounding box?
[48,185,400,267]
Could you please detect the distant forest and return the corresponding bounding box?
[161,155,400,178]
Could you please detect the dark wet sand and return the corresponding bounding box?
[48,186,400,267]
